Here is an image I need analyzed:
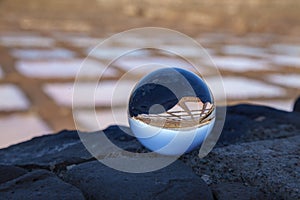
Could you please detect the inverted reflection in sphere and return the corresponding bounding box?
[128,68,215,155]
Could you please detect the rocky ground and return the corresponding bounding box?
[0,102,299,200]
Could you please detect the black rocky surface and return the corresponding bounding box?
[211,182,267,200]
[0,165,27,184]
[0,170,85,199]
[218,104,300,146]
[0,104,299,199]
[182,135,300,199]
[62,160,213,200]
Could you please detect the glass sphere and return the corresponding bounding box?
[128,68,215,155]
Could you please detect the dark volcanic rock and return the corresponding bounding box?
[0,170,85,200]
[101,125,145,152]
[218,104,300,146]
[211,182,266,200]
[0,165,27,184]
[0,130,92,168]
[0,126,144,169]
[62,160,213,200]
[183,135,300,199]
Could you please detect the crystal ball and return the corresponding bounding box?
[128,68,215,155]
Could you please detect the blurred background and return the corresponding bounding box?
[0,0,299,148]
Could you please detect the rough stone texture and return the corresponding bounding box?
[211,182,266,200]
[218,104,300,146]
[0,126,145,169]
[0,170,85,199]
[62,160,213,200]
[0,165,27,184]
[0,130,92,168]
[182,135,300,199]
[101,125,145,153]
